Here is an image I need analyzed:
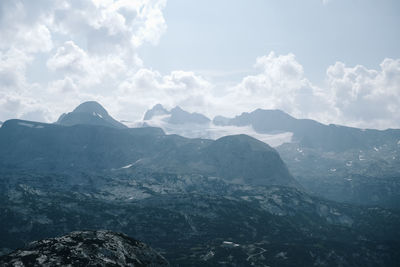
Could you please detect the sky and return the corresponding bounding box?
[0,0,399,129]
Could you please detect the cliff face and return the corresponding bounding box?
[0,230,169,267]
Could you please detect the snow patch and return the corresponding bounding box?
[121,164,133,169]
[18,122,34,128]
[93,112,103,118]
[120,159,143,169]
[222,241,240,247]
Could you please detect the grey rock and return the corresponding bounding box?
[0,230,169,267]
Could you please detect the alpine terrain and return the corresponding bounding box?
[0,102,399,266]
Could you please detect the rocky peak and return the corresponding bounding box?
[56,101,127,129]
[72,101,110,117]
[143,104,169,120]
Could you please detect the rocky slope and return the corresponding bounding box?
[0,230,169,266]
[0,170,399,266]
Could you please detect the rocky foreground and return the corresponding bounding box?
[0,230,169,267]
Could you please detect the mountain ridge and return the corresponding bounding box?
[0,118,298,188]
[144,104,211,125]
[213,108,400,152]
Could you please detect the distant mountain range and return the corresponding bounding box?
[1,102,399,208]
[213,108,400,152]
[0,104,297,188]
[141,104,400,209]
[143,104,400,152]
[144,104,211,125]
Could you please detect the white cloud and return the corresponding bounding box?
[225,52,333,122]
[215,52,400,129]
[0,0,398,131]
[0,0,167,123]
[0,49,31,90]
[326,58,400,129]
[117,69,213,120]
[47,41,89,74]
[0,1,54,54]
[49,0,167,54]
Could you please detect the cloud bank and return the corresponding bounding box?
[0,0,399,129]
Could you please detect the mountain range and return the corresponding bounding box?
[142,104,400,209]
[144,104,211,125]
[0,101,399,266]
[0,119,297,188]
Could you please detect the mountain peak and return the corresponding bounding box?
[171,106,184,112]
[169,106,210,124]
[143,104,169,120]
[72,101,109,116]
[143,104,210,125]
[56,101,127,129]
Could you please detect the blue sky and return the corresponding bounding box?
[139,0,400,83]
[0,0,399,129]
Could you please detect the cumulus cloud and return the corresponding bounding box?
[0,0,398,130]
[0,0,167,123]
[0,49,31,90]
[224,52,333,122]
[50,0,167,53]
[222,52,400,129]
[117,69,213,120]
[47,41,89,74]
[326,58,400,129]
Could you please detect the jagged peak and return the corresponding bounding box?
[143,104,169,120]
